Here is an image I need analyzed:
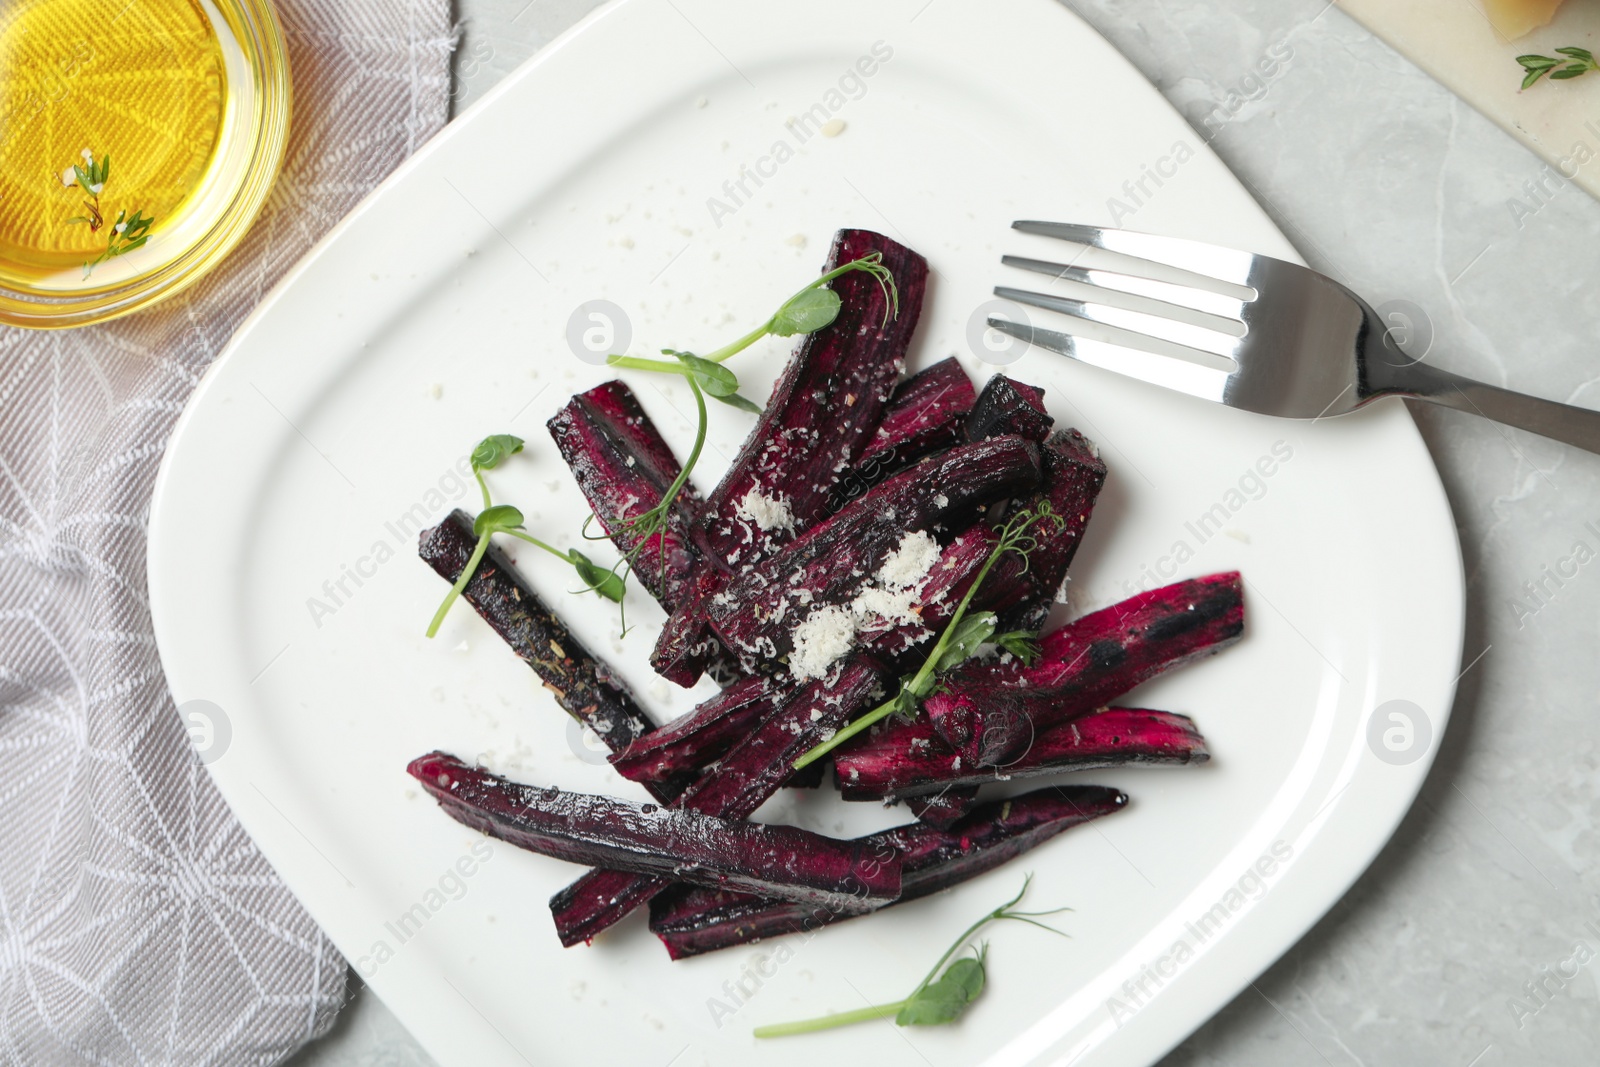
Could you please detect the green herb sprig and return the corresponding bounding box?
[753,875,1067,1039]
[64,150,154,277]
[426,434,624,638]
[1518,47,1597,89]
[605,252,898,381]
[790,500,1059,771]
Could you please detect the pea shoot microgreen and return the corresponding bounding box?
[790,500,1060,771]
[425,433,625,639]
[1518,47,1597,89]
[753,875,1068,1039]
[469,434,524,503]
[604,251,896,388]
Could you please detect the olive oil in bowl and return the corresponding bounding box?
[0,0,290,328]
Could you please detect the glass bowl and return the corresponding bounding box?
[0,0,291,329]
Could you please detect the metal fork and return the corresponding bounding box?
[989,221,1600,454]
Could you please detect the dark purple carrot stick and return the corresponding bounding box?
[834,707,1209,801]
[419,511,663,781]
[651,229,929,685]
[950,376,1105,634]
[409,753,901,910]
[547,380,701,611]
[699,230,930,562]
[862,357,976,466]
[705,436,1043,673]
[965,375,1055,444]
[647,785,1126,959]
[1001,429,1107,632]
[649,569,737,689]
[549,869,664,948]
[786,760,827,788]
[905,787,981,829]
[927,572,1244,765]
[550,658,887,946]
[1030,572,1245,687]
[826,357,976,512]
[610,675,790,785]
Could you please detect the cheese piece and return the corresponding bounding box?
[1483,0,1566,38]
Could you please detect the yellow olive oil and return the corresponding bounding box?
[0,0,226,284]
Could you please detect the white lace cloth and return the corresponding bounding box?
[0,2,451,1062]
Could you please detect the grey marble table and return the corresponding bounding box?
[286,1,1600,1063]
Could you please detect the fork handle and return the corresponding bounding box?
[1380,360,1600,455]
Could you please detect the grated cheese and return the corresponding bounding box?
[735,484,795,532]
[788,605,857,681]
[851,586,921,628]
[785,530,945,681]
[876,530,940,589]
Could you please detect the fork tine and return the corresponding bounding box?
[1001,254,1247,324]
[1012,221,1259,292]
[995,285,1240,361]
[986,317,1231,403]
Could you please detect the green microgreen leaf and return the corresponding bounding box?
[471,434,524,472]
[935,611,997,672]
[769,286,842,336]
[940,955,987,1001]
[884,679,924,720]
[994,630,1043,666]
[473,503,524,536]
[673,351,741,397]
[894,984,965,1027]
[713,391,763,414]
[568,549,626,602]
[1555,46,1594,61]
[895,950,986,1026]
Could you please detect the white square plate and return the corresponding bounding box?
[148,2,1463,1064]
